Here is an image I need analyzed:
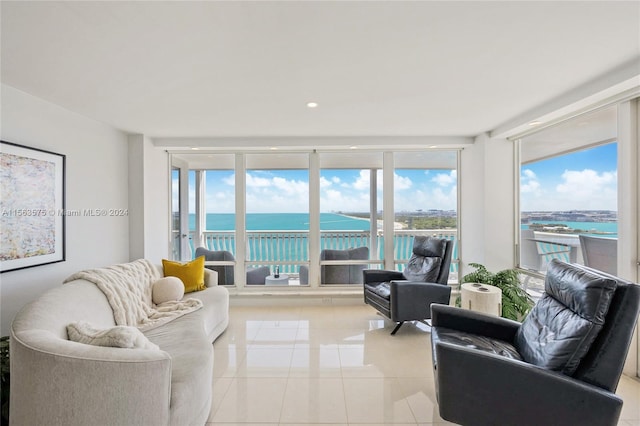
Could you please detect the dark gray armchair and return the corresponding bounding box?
[431,259,640,426]
[363,236,453,335]
[194,247,271,285]
[299,247,369,285]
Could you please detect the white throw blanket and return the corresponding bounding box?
[64,259,202,331]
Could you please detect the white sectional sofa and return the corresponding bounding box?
[9,261,229,426]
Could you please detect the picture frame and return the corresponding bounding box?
[1,140,66,272]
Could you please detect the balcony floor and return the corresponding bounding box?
[208,304,640,425]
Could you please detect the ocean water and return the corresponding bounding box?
[190,213,371,231]
[522,221,618,238]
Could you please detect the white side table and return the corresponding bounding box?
[265,274,289,285]
[461,283,502,316]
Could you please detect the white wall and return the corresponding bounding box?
[460,133,516,275]
[0,85,130,336]
[128,134,170,262]
[143,137,170,261]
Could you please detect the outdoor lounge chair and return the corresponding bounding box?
[580,234,617,275]
[299,247,369,285]
[194,247,271,285]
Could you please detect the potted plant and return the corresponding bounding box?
[461,263,534,321]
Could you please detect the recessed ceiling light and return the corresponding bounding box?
[429,145,438,148]
[270,147,278,150]
[349,146,358,150]
[306,102,319,108]
[528,121,542,126]
[190,147,200,150]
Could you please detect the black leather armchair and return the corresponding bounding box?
[431,259,640,426]
[363,236,453,335]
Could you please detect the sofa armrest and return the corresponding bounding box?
[433,340,623,426]
[204,268,219,287]
[10,331,172,426]
[431,303,521,342]
[363,269,404,284]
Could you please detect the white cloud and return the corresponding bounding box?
[246,173,272,188]
[521,180,541,193]
[431,170,456,187]
[171,177,179,211]
[394,173,413,190]
[320,176,332,188]
[553,169,617,209]
[394,184,457,211]
[353,170,371,190]
[320,189,371,213]
[521,168,617,211]
[520,168,541,194]
[556,169,616,193]
[222,174,235,186]
[206,191,234,213]
[245,172,309,213]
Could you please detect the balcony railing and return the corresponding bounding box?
[178,229,459,278]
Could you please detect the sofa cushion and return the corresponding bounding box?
[67,321,159,350]
[432,326,522,367]
[163,256,206,293]
[152,276,185,304]
[514,259,618,375]
[183,286,230,342]
[365,282,391,300]
[144,308,213,426]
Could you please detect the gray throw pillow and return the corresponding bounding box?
[403,256,442,282]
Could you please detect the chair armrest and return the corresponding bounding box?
[390,281,452,301]
[431,304,521,342]
[433,341,622,426]
[389,281,452,321]
[363,269,404,284]
[204,268,219,287]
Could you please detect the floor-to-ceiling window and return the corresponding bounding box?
[393,151,458,278]
[187,154,237,284]
[318,152,383,285]
[517,106,618,279]
[245,153,310,286]
[171,167,181,260]
[171,149,460,288]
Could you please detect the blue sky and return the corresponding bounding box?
[521,142,617,211]
[175,143,616,214]
[184,168,458,214]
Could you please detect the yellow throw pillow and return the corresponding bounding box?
[162,256,206,293]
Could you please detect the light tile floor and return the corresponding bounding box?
[207,304,640,426]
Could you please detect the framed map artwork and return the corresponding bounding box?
[1,141,66,272]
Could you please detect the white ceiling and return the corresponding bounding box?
[2,1,639,140]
